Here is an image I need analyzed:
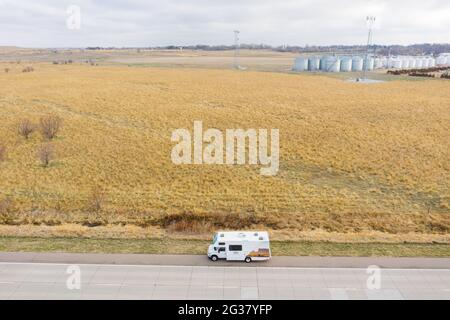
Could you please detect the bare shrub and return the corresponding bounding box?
[87,189,107,213]
[38,143,54,167]
[39,115,62,140]
[159,211,262,233]
[4,68,9,73]
[18,119,35,139]
[0,144,6,162]
[167,219,212,233]
[81,189,108,227]
[0,197,16,225]
[22,66,34,73]
[0,197,13,214]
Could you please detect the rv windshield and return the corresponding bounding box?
[212,233,218,244]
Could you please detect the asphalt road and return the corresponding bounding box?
[1,262,449,300]
[1,252,450,269]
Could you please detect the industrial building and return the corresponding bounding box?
[293,53,450,73]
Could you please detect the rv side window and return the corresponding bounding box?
[229,245,242,251]
[218,247,226,253]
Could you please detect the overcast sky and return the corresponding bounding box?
[1,0,449,48]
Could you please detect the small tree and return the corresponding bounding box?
[87,188,107,213]
[0,197,13,215]
[0,144,6,162]
[38,143,54,167]
[39,115,62,140]
[18,119,35,139]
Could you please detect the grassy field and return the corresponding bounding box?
[1,237,449,257]
[0,48,299,72]
[0,60,449,243]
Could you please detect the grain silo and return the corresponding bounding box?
[320,56,341,72]
[293,57,309,71]
[428,58,436,67]
[401,58,410,69]
[415,58,423,69]
[340,57,352,72]
[436,55,447,65]
[351,57,363,71]
[387,58,402,69]
[387,58,395,68]
[374,58,383,69]
[422,58,430,69]
[308,56,321,71]
[363,57,374,71]
[408,58,416,69]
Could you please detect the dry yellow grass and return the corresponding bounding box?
[0,62,449,238]
[0,224,449,244]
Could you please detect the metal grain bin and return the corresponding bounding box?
[340,57,353,72]
[363,57,374,71]
[351,57,363,71]
[320,56,340,72]
[293,57,309,71]
[308,56,321,71]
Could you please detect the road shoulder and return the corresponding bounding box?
[1,252,449,269]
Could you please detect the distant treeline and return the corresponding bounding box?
[278,43,450,56]
[85,43,450,56]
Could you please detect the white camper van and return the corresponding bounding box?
[207,231,271,263]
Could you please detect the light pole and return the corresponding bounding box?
[364,16,376,80]
[234,30,240,69]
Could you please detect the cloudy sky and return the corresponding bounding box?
[1,0,449,48]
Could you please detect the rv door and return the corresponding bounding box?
[226,244,245,261]
[217,246,226,259]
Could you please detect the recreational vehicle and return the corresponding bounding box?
[207,231,271,263]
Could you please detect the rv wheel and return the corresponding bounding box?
[245,257,252,263]
[211,255,218,262]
